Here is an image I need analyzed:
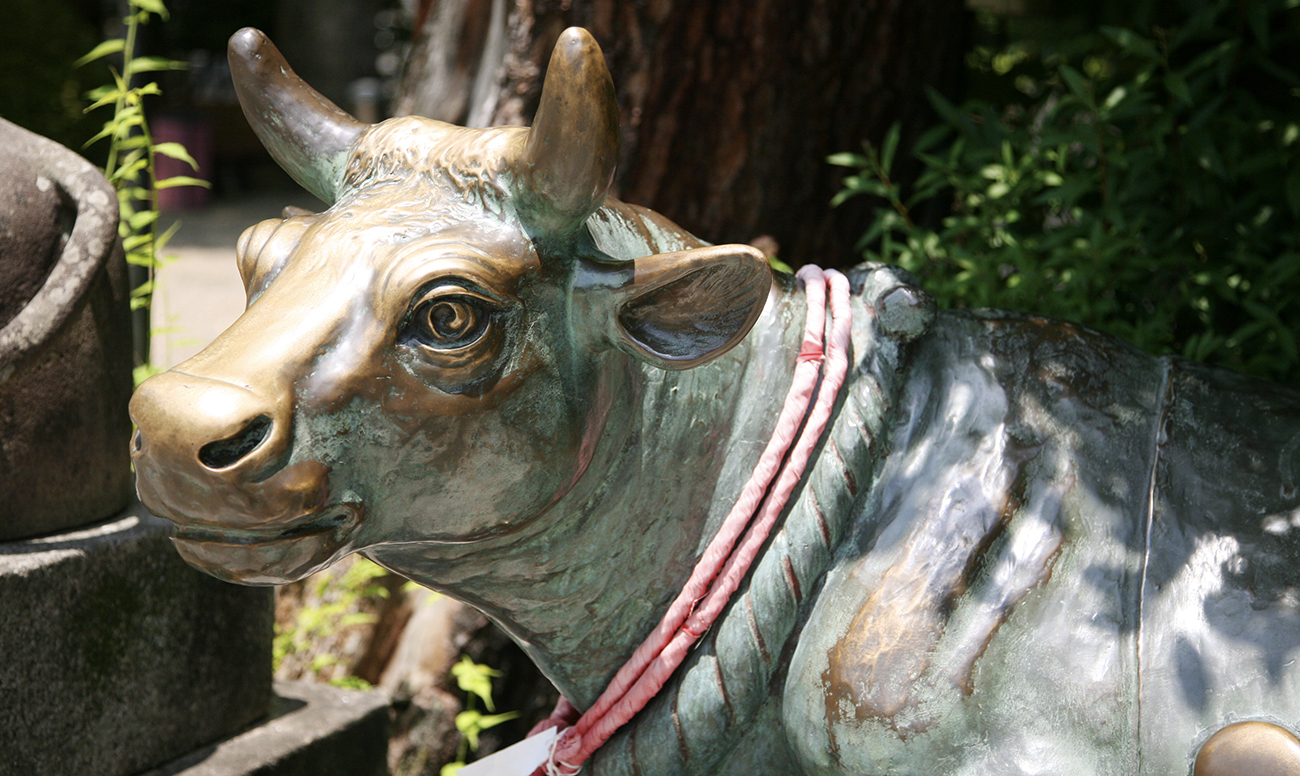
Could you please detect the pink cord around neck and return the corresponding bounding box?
[530,266,853,776]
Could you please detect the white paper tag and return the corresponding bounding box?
[458,727,558,776]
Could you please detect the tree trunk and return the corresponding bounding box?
[397,0,970,265]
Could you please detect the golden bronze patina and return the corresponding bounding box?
[1195,721,1300,776]
[130,28,770,586]
[130,24,1300,776]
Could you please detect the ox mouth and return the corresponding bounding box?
[172,506,360,547]
[169,504,364,585]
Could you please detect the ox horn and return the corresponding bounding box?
[515,28,620,237]
[228,28,366,204]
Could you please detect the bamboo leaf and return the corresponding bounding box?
[111,158,149,183]
[75,39,126,68]
[126,56,185,76]
[129,210,159,230]
[156,175,211,189]
[154,221,181,252]
[84,90,126,113]
[153,142,200,170]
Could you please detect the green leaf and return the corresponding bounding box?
[1099,27,1158,60]
[1164,73,1192,106]
[76,39,126,68]
[1246,0,1269,50]
[84,88,128,113]
[111,158,149,183]
[474,711,520,731]
[455,711,483,750]
[126,249,155,267]
[154,221,182,253]
[881,123,902,173]
[826,152,868,168]
[450,656,502,711]
[454,709,520,751]
[123,234,152,251]
[129,0,169,18]
[156,175,211,189]
[912,123,952,155]
[84,84,118,101]
[153,142,201,170]
[126,56,185,76]
[829,188,860,208]
[440,763,464,776]
[133,363,163,387]
[926,87,970,132]
[1102,86,1128,112]
[128,210,158,230]
[1059,65,1093,107]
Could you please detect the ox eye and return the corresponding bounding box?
[406,291,496,351]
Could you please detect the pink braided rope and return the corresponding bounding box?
[532,266,852,776]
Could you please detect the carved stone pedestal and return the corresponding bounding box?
[0,504,274,776]
[0,504,392,776]
[142,680,390,776]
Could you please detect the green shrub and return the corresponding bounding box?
[834,0,1300,382]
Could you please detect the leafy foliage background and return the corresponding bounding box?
[836,0,1300,383]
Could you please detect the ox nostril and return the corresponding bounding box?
[198,415,273,470]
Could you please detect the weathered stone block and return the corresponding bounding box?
[142,680,390,776]
[0,502,274,776]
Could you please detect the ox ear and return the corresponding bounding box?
[514,28,620,237]
[590,245,772,370]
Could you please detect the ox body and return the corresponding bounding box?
[129,27,1300,776]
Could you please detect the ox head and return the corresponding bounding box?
[129,28,771,584]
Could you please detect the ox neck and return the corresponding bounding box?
[367,276,810,707]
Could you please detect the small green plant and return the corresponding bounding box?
[833,0,1300,383]
[77,0,207,382]
[273,557,391,689]
[441,655,520,776]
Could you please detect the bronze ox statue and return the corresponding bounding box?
[129,26,1300,776]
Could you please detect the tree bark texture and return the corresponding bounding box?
[397,0,970,268]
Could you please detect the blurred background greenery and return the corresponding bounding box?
[836,0,1300,383]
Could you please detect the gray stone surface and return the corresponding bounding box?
[0,149,63,330]
[0,117,134,540]
[142,680,390,776]
[0,502,274,776]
